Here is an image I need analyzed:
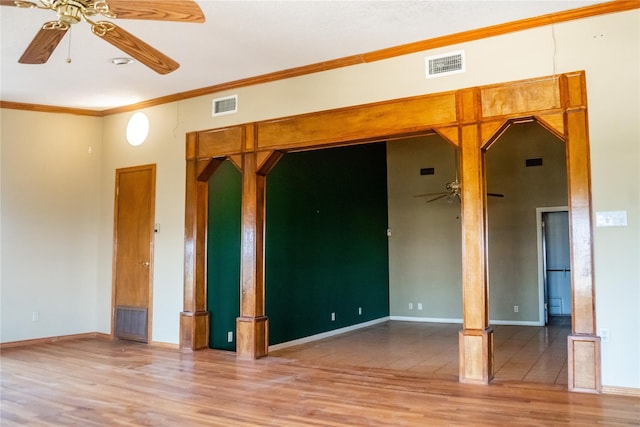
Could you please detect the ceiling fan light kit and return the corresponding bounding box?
[4,0,205,74]
[126,111,149,146]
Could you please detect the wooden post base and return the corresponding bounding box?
[568,334,601,393]
[236,316,268,359]
[179,311,209,350]
[459,327,494,384]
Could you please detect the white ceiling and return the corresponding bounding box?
[0,1,608,111]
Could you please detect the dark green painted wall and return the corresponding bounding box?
[207,160,241,350]
[265,143,390,345]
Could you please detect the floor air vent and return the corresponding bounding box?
[212,94,238,117]
[426,50,465,78]
[115,306,148,343]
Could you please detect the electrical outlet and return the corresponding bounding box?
[417,303,423,310]
[331,312,336,321]
[32,311,39,322]
[358,307,362,315]
[227,331,233,342]
[408,303,413,310]
[514,305,519,313]
[599,328,610,343]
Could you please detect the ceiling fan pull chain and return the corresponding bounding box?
[66,25,72,63]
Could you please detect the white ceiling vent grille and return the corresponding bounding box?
[425,50,465,78]
[212,95,238,117]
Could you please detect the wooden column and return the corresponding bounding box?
[562,72,601,393]
[180,132,210,350]
[236,126,269,359]
[457,88,494,384]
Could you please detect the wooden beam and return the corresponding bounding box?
[457,88,494,384]
[256,94,456,151]
[236,151,268,359]
[561,72,600,393]
[180,132,210,350]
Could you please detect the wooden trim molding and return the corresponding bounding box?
[2,2,635,116]
[0,332,111,349]
[184,71,600,392]
[601,386,640,397]
[0,333,183,351]
[0,100,103,117]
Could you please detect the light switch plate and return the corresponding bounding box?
[595,211,627,227]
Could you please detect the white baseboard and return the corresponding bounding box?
[490,319,545,326]
[268,317,390,352]
[389,316,544,327]
[390,316,462,324]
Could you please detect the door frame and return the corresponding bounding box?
[536,206,569,326]
[111,163,156,342]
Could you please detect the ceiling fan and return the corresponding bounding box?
[413,150,504,203]
[0,0,205,74]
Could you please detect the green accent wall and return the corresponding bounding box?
[266,143,390,345]
[207,160,241,350]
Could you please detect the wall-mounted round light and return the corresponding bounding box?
[126,112,149,146]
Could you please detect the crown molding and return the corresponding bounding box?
[1,1,637,117]
[0,101,103,117]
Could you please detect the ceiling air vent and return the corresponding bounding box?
[526,158,543,167]
[420,167,435,176]
[425,50,465,78]
[212,94,238,117]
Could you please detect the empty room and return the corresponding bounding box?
[1,1,639,425]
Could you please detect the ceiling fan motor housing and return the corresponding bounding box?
[54,0,84,24]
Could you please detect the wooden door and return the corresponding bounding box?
[112,164,156,343]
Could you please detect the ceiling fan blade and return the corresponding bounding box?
[413,191,448,198]
[106,0,205,22]
[487,192,505,198]
[18,26,68,64]
[426,194,450,203]
[94,23,179,74]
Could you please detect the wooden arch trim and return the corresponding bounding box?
[181,71,600,392]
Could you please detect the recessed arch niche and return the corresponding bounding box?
[181,71,600,393]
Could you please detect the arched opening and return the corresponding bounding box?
[485,120,569,384]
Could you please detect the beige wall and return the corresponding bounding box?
[386,123,568,325]
[387,135,462,320]
[1,109,103,342]
[1,10,638,388]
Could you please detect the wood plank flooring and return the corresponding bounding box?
[2,320,638,426]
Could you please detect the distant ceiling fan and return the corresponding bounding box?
[413,150,504,203]
[0,0,205,74]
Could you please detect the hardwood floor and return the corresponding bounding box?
[2,321,638,426]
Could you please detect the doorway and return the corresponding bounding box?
[485,122,568,326]
[112,164,156,343]
[538,208,571,324]
[207,160,241,351]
